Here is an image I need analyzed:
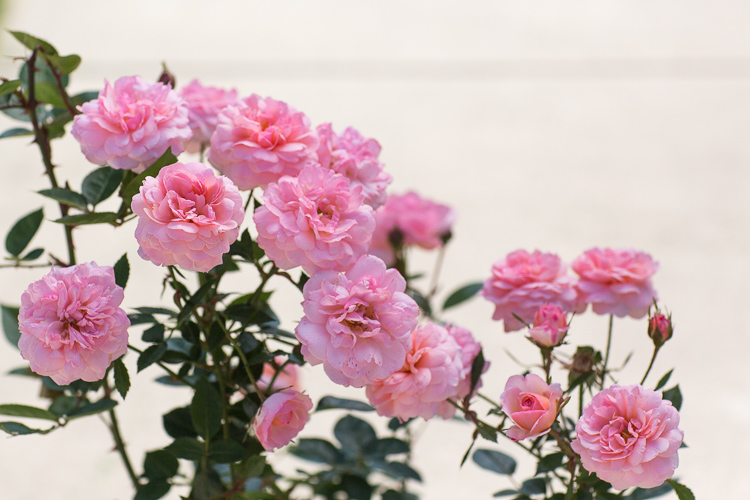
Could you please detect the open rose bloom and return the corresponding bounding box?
[572,248,658,318]
[71,75,191,171]
[17,263,130,386]
[178,79,237,153]
[571,385,683,490]
[481,249,579,332]
[528,304,569,348]
[253,389,313,451]
[132,162,245,272]
[500,374,562,441]
[295,255,419,387]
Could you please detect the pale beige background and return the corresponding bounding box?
[1,1,749,499]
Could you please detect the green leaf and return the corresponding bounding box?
[33,81,67,108]
[472,449,516,475]
[54,211,119,226]
[0,127,33,139]
[406,288,432,317]
[468,348,485,399]
[113,253,129,289]
[366,437,410,457]
[0,420,45,435]
[162,406,197,439]
[38,188,88,210]
[143,449,179,480]
[46,54,81,75]
[113,358,130,399]
[208,439,246,463]
[137,342,168,372]
[666,480,695,500]
[120,148,178,205]
[135,307,177,317]
[142,323,165,343]
[492,490,518,498]
[190,468,225,500]
[654,369,673,391]
[19,57,69,96]
[6,208,43,256]
[71,91,99,107]
[374,461,422,482]
[66,399,117,420]
[341,474,373,500]
[21,248,44,261]
[0,80,21,97]
[176,281,214,326]
[290,438,341,465]
[625,482,673,499]
[662,385,682,411]
[9,31,58,55]
[535,452,565,475]
[191,378,223,440]
[316,396,375,412]
[165,437,204,461]
[1,305,21,348]
[520,478,546,495]
[443,282,483,310]
[0,403,58,421]
[82,166,124,206]
[134,480,171,500]
[334,415,377,456]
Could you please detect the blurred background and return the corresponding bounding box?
[1,1,749,498]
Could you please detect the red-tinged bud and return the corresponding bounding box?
[648,311,673,347]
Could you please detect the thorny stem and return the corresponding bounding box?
[599,314,614,389]
[107,406,141,491]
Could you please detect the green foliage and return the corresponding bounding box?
[655,369,673,391]
[113,253,130,288]
[6,207,43,256]
[666,480,695,500]
[38,188,88,210]
[191,378,223,440]
[662,385,682,411]
[1,304,21,348]
[316,396,375,412]
[0,403,58,421]
[82,166,124,207]
[113,358,130,399]
[442,282,483,310]
[472,449,517,475]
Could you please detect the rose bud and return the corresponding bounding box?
[648,311,673,347]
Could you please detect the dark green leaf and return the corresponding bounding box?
[82,166,124,206]
[165,437,204,461]
[0,421,45,435]
[66,399,117,420]
[71,91,99,107]
[468,348,485,399]
[492,491,518,498]
[163,407,197,439]
[142,324,165,343]
[208,439,246,463]
[134,479,171,500]
[472,449,516,475]
[334,415,377,456]
[406,288,432,316]
[666,480,695,500]
[1,305,21,348]
[129,313,157,325]
[0,403,58,421]
[655,369,673,391]
[382,491,418,500]
[388,417,414,431]
[374,461,422,482]
[626,482,673,499]
[341,474,373,500]
[0,127,33,139]
[290,438,341,464]
[46,54,81,75]
[6,208,43,256]
[137,342,168,372]
[536,452,565,475]
[120,149,178,205]
[113,358,130,399]
[47,396,77,417]
[662,385,682,411]
[190,467,225,500]
[191,378,222,440]
[520,478,546,495]
[9,31,58,55]
[0,80,21,97]
[37,188,88,210]
[366,437,409,457]
[143,449,179,480]
[21,247,44,261]
[316,396,375,413]
[135,307,177,317]
[443,282,483,310]
[33,81,66,108]
[176,281,214,326]
[54,211,119,226]
[475,421,499,442]
[110,253,130,289]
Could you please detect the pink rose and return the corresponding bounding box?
[257,356,301,393]
[437,324,489,418]
[253,389,313,451]
[571,384,683,490]
[365,322,464,421]
[499,374,562,441]
[528,304,569,348]
[369,192,455,264]
[131,162,244,273]
[71,76,191,172]
[316,124,392,208]
[178,79,238,153]
[648,312,673,346]
[253,163,375,274]
[207,94,319,190]
[572,248,658,318]
[481,249,579,332]
[295,255,419,387]
[17,262,130,386]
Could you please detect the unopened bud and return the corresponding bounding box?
[157,62,176,89]
[648,312,672,347]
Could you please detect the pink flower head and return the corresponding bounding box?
[253,163,375,274]
[369,192,455,264]
[528,304,569,348]
[437,324,489,418]
[571,384,683,490]
[253,389,312,451]
[257,355,301,393]
[295,255,419,388]
[500,374,563,441]
[572,248,659,318]
[178,79,238,153]
[481,249,579,332]
[71,76,191,172]
[207,94,319,190]
[132,162,245,272]
[365,322,464,421]
[648,312,673,347]
[316,124,392,208]
[17,263,130,386]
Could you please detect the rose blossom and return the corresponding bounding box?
[131,162,244,273]
[481,249,579,332]
[437,324,489,418]
[295,254,419,387]
[178,79,238,153]
[253,389,313,451]
[71,75,191,172]
[365,322,464,421]
[17,263,130,386]
[648,312,673,346]
[207,94,319,190]
[316,124,392,208]
[571,384,683,490]
[572,248,658,318]
[257,355,301,393]
[528,304,569,348]
[499,373,562,441]
[253,163,375,274]
[369,192,455,264]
